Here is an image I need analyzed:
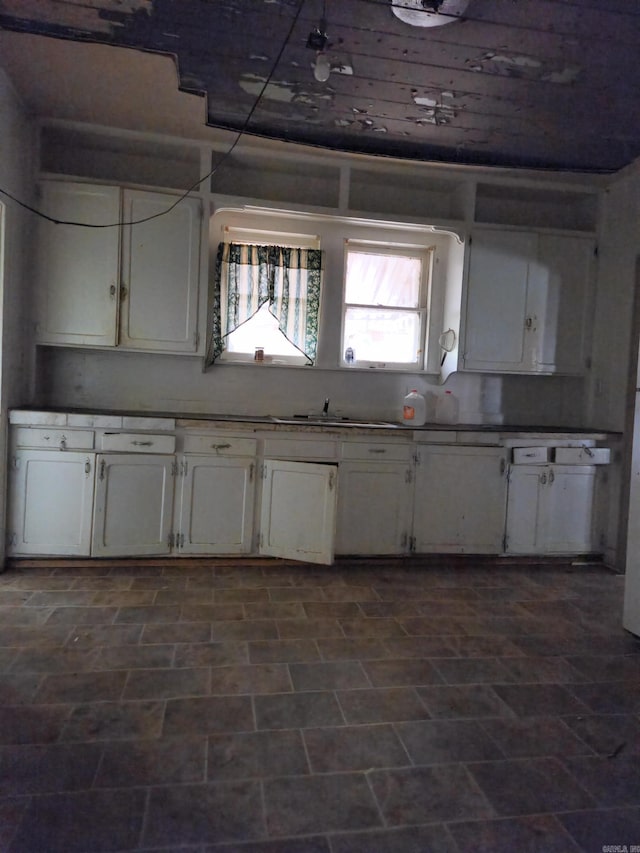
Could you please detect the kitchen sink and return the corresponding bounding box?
[270,416,401,428]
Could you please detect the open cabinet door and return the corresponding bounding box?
[259,460,337,565]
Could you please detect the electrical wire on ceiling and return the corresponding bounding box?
[0,0,306,229]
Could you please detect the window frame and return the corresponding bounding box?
[340,240,434,370]
[215,227,322,366]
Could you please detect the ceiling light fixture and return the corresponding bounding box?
[307,0,332,82]
[391,0,469,28]
[313,52,331,82]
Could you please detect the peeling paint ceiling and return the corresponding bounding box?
[0,0,639,173]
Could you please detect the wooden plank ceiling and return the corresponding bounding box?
[0,0,638,173]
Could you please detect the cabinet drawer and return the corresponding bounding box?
[341,441,412,462]
[13,427,94,451]
[101,433,176,453]
[554,446,610,465]
[263,438,337,460]
[512,446,551,464]
[183,434,257,456]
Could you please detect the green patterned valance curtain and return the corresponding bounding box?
[205,243,322,366]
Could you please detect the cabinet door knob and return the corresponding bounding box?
[109,284,116,298]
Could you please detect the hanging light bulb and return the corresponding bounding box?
[313,52,331,82]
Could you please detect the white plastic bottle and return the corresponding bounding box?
[402,390,427,426]
[435,389,459,424]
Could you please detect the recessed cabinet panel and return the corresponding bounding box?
[464,229,536,370]
[35,182,201,354]
[462,228,594,376]
[8,450,95,556]
[536,233,594,374]
[35,182,120,346]
[179,455,255,554]
[413,445,507,554]
[259,460,337,565]
[506,463,597,554]
[92,453,174,557]
[120,191,200,352]
[335,461,411,555]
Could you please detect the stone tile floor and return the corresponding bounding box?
[1,556,639,852]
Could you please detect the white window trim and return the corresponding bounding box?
[210,205,462,374]
[341,240,435,371]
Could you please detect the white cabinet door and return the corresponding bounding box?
[543,465,596,553]
[8,450,95,556]
[120,190,201,353]
[335,461,412,555]
[536,234,594,375]
[92,454,175,557]
[462,228,593,375]
[463,229,538,372]
[506,464,596,554]
[259,460,338,565]
[413,445,508,554]
[504,464,544,554]
[178,455,256,555]
[35,182,120,346]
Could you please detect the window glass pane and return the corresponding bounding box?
[225,302,302,357]
[345,251,421,308]
[344,307,421,363]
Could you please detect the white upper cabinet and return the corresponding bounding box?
[35,182,201,354]
[535,233,594,375]
[120,190,200,352]
[36,182,121,347]
[461,227,594,375]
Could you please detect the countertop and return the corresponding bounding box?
[8,406,620,440]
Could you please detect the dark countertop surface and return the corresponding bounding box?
[9,406,621,437]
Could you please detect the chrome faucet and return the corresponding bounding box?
[322,397,330,416]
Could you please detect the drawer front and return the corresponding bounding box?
[122,416,176,431]
[263,438,337,460]
[9,410,67,426]
[101,433,176,453]
[512,446,551,464]
[341,441,412,462]
[182,434,257,456]
[13,427,94,451]
[554,446,610,465]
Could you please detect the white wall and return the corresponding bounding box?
[0,69,36,566]
[37,345,586,428]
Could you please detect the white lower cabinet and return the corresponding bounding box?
[413,445,508,554]
[176,454,256,554]
[506,463,597,554]
[335,460,413,555]
[8,449,96,556]
[259,460,338,565]
[91,453,175,557]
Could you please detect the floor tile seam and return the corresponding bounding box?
[389,720,417,767]
[442,811,583,852]
[548,715,603,757]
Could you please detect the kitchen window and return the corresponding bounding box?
[205,229,322,366]
[342,242,433,369]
